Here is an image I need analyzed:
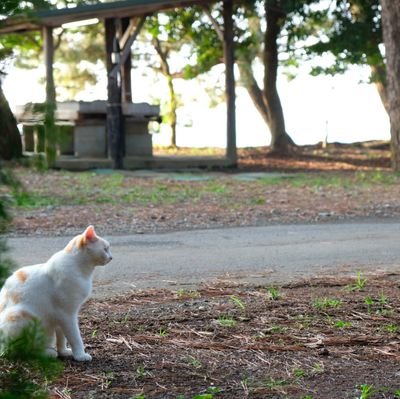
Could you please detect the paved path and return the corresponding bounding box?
[7,220,400,297]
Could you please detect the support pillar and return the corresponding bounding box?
[121,18,132,103]
[105,18,124,169]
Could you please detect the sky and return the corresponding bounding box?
[3,61,390,148]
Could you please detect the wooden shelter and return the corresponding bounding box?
[0,0,237,169]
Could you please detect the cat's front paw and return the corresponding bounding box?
[73,352,92,362]
[58,348,73,358]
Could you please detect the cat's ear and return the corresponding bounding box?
[84,225,96,241]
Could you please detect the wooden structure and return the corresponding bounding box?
[0,0,237,170]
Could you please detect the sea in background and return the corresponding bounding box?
[3,63,390,148]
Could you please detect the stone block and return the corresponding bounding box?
[124,119,152,156]
[74,121,106,158]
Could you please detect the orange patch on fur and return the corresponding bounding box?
[15,269,28,283]
[76,235,86,249]
[0,302,5,313]
[8,291,21,304]
[64,235,87,252]
[64,239,75,253]
[6,310,34,322]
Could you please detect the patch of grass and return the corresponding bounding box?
[312,362,324,374]
[267,287,281,300]
[190,386,221,399]
[332,319,352,329]
[176,289,201,299]
[250,197,266,205]
[265,325,288,335]
[264,377,290,390]
[384,324,399,334]
[13,190,57,208]
[355,171,398,186]
[313,297,341,310]
[292,367,306,379]
[265,171,400,190]
[217,315,236,328]
[184,355,202,369]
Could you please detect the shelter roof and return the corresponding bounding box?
[0,0,212,34]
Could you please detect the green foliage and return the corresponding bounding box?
[286,0,385,88]
[0,321,63,398]
[0,166,21,285]
[0,164,62,398]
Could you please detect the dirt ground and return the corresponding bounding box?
[53,274,400,399]
[9,143,400,237]
[5,144,400,398]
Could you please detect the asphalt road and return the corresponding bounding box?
[7,220,400,298]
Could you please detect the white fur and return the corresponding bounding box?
[0,226,112,361]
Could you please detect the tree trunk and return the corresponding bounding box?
[380,0,400,170]
[0,84,22,160]
[238,61,269,125]
[153,38,178,148]
[263,1,288,154]
[370,64,389,114]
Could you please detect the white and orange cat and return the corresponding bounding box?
[0,225,112,361]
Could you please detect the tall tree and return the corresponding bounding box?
[0,0,50,160]
[288,0,387,113]
[180,1,316,154]
[380,0,400,170]
[145,14,186,148]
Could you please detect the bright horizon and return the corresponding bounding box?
[3,62,390,148]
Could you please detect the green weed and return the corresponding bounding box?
[267,287,281,300]
[230,295,246,310]
[347,271,368,291]
[333,319,352,329]
[264,378,289,390]
[184,355,202,369]
[293,368,306,379]
[135,364,149,379]
[357,384,387,399]
[217,315,236,328]
[192,386,221,399]
[364,296,374,313]
[384,324,399,333]
[176,289,201,299]
[313,297,341,310]
[157,328,168,337]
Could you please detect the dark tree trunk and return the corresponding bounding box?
[0,84,22,160]
[370,64,389,114]
[380,0,400,170]
[263,1,288,154]
[238,1,293,154]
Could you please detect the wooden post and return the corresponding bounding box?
[105,18,124,169]
[223,0,237,165]
[42,25,57,167]
[121,18,132,103]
